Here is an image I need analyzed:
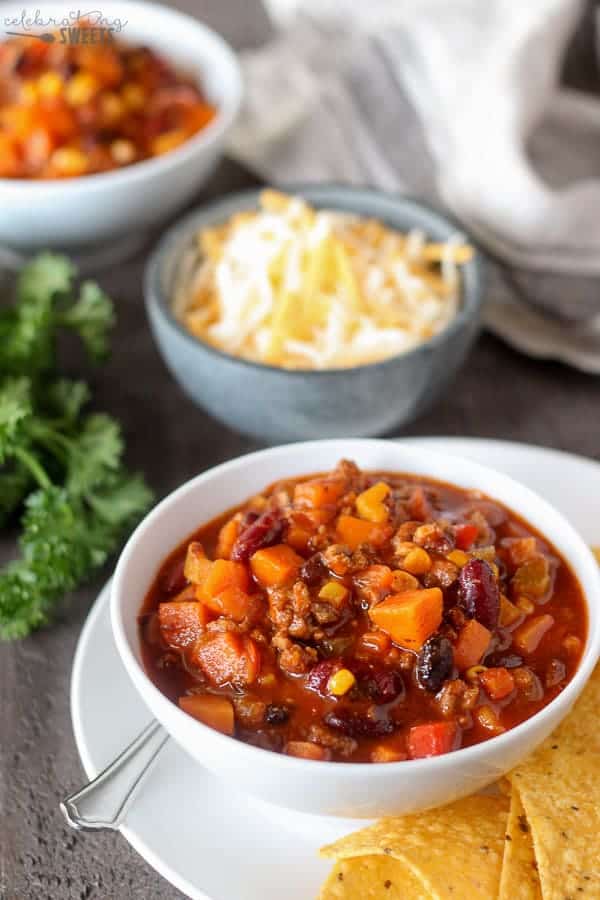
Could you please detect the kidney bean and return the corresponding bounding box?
[300,553,326,586]
[416,635,454,694]
[265,704,291,725]
[324,708,395,738]
[306,659,343,696]
[458,558,499,630]
[231,508,285,561]
[361,668,405,704]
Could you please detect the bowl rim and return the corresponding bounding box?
[110,438,600,776]
[0,0,243,193]
[144,184,485,378]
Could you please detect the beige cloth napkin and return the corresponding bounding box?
[229,0,600,372]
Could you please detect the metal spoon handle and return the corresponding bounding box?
[60,720,169,831]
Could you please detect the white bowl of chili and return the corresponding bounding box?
[111,439,600,818]
[0,0,242,257]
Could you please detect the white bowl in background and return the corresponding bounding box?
[0,0,242,254]
[111,439,600,818]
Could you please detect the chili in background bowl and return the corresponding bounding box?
[110,439,600,818]
[0,0,242,257]
[145,186,484,442]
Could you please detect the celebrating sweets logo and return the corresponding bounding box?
[4,9,127,43]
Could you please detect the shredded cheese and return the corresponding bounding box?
[174,190,473,370]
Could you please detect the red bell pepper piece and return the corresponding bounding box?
[455,523,479,551]
[408,721,459,759]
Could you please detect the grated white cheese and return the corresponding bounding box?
[176,192,472,370]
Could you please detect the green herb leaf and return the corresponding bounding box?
[59,280,115,360]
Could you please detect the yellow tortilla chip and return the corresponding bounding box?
[509,665,600,899]
[318,855,429,900]
[499,791,542,900]
[321,794,509,899]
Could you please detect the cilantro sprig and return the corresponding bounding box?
[0,254,153,639]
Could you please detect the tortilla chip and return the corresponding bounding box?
[318,856,429,899]
[509,665,600,898]
[321,794,509,899]
[499,791,542,900]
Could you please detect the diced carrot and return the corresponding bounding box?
[158,601,211,649]
[453,620,492,670]
[408,722,459,759]
[250,544,303,587]
[197,559,250,603]
[480,667,515,700]
[215,517,240,560]
[178,694,234,735]
[368,588,443,650]
[284,741,331,761]
[184,542,211,584]
[203,586,261,623]
[455,523,478,551]
[336,515,392,551]
[514,614,555,655]
[294,478,345,509]
[191,632,261,686]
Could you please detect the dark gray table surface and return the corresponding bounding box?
[2,2,600,898]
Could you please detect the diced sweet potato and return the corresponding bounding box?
[250,544,303,587]
[453,619,492,670]
[203,585,262,623]
[216,517,240,560]
[197,559,250,603]
[336,515,392,551]
[499,595,522,628]
[368,588,443,650]
[158,601,211,649]
[286,523,313,552]
[294,478,345,509]
[184,542,211,584]
[284,740,331,761]
[514,614,555,655]
[191,632,261,686]
[408,721,459,758]
[178,694,234,735]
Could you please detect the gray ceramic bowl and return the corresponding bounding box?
[145,185,484,442]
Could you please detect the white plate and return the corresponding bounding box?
[70,438,600,900]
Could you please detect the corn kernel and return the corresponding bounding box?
[110,139,135,166]
[402,547,431,576]
[390,570,419,592]
[38,71,64,98]
[151,129,188,156]
[356,482,390,523]
[327,668,356,696]
[66,72,99,107]
[50,147,88,176]
[100,92,124,122]
[465,664,487,682]
[318,580,348,603]
[20,81,39,104]
[121,82,145,110]
[516,596,535,615]
[447,549,469,567]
